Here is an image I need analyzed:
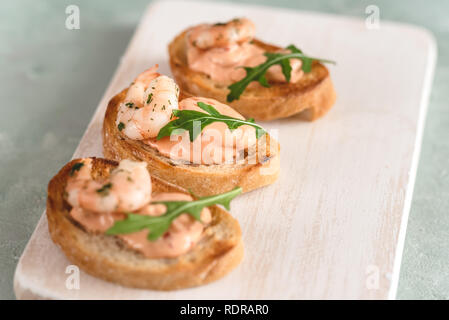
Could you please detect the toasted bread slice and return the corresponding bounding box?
[47,158,244,290]
[103,89,280,197]
[168,30,336,121]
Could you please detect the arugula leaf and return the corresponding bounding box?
[156,102,266,142]
[227,44,335,102]
[105,187,242,241]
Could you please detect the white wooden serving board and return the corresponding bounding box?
[14,0,436,299]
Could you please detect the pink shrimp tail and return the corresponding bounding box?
[134,64,161,85]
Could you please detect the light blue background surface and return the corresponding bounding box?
[0,0,447,299]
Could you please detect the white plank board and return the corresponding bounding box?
[14,0,436,299]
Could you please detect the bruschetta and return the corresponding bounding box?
[102,66,280,197]
[47,157,243,290]
[168,18,336,121]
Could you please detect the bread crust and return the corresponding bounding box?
[168,30,336,121]
[103,89,280,197]
[47,158,244,290]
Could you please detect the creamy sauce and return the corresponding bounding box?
[187,42,266,84]
[186,21,303,85]
[70,206,124,232]
[144,97,257,164]
[120,193,211,258]
[69,192,211,259]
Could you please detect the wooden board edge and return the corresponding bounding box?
[387,29,437,300]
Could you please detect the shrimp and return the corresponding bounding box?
[66,159,152,214]
[116,66,180,140]
[124,65,160,108]
[188,18,255,49]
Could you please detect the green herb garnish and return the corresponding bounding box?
[106,187,242,241]
[70,162,84,176]
[96,183,112,196]
[146,93,153,104]
[157,102,266,142]
[227,44,335,102]
[118,122,125,131]
[125,102,135,108]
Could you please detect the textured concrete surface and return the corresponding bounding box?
[0,0,447,299]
